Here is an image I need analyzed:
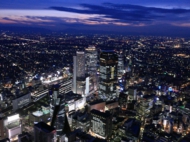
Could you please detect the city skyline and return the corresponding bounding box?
[1,0,190,36]
[0,1,190,141]
[0,31,190,141]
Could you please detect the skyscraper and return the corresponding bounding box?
[85,46,98,92]
[90,109,112,139]
[99,50,118,101]
[73,52,85,95]
[49,85,59,118]
[117,50,124,77]
[34,122,56,142]
[51,95,71,137]
[76,52,85,79]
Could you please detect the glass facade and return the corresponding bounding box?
[76,52,85,79]
[90,110,112,139]
[99,51,118,100]
[117,51,124,77]
[85,46,98,91]
[73,52,85,94]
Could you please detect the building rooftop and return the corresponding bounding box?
[34,121,55,133]
[89,99,105,106]
[90,109,111,118]
[6,120,20,129]
[0,138,10,142]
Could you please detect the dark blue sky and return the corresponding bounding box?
[1,0,190,36]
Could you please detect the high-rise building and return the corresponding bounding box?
[135,95,154,124]
[127,88,137,103]
[99,50,118,100]
[76,52,85,79]
[49,84,71,141]
[51,95,71,138]
[85,46,98,76]
[73,52,85,95]
[90,109,112,139]
[34,122,56,142]
[85,46,98,92]
[117,50,124,77]
[49,85,59,118]
[118,92,127,109]
[49,79,72,125]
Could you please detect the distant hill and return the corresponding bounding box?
[0,24,190,37]
[0,25,51,33]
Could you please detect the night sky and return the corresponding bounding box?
[1,0,190,36]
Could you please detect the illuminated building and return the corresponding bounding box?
[99,50,118,100]
[68,129,107,142]
[117,50,124,77]
[68,111,90,132]
[12,93,31,111]
[59,78,72,94]
[90,109,112,139]
[73,51,86,95]
[135,95,154,123]
[105,100,118,111]
[0,93,3,101]
[118,92,127,109]
[76,52,85,79]
[29,105,50,125]
[49,85,71,137]
[127,88,137,103]
[49,85,59,118]
[85,46,98,92]
[88,99,105,112]
[5,114,21,140]
[34,122,56,142]
[51,95,71,137]
[63,92,86,113]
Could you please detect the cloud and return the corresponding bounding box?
[50,3,190,26]
[1,2,190,33]
[172,22,190,27]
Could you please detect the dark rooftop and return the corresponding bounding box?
[89,99,105,105]
[90,109,111,118]
[34,121,55,133]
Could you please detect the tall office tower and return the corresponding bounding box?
[73,52,86,95]
[135,96,153,124]
[99,50,118,101]
[85,46,98,91]
[51,95,71,138]
[90,109,112,139]
[117,50,124,77]
[49,85,59,118]
[34,122,56,142]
